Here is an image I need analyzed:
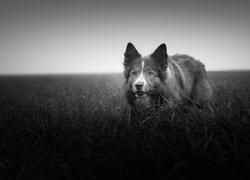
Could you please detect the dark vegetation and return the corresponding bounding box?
[0,71,250,179]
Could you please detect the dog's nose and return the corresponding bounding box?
[135,83,143,90]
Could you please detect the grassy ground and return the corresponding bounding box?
[0,71,250,180]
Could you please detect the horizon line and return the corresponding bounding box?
[0,69,250,76]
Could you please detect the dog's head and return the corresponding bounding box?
[123,43,169,107]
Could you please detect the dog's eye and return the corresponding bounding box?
[147,71,155,76]
[130,71,136,76]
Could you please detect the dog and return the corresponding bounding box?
[123,42,213,110]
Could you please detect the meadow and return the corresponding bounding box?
[0,71,250,179]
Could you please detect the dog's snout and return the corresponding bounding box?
[135,83,143,90]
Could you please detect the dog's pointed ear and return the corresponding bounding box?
[151,43,168,69]
[124,42,141,65]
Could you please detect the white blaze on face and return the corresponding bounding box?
[134,60,146,90]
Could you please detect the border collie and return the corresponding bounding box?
[123,42,213,110]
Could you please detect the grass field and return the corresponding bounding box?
[0,71,250,179]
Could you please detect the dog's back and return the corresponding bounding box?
[170,54,213,105]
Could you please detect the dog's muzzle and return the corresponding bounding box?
[135,91,148,98]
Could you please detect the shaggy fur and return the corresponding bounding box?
[123,42,213,109]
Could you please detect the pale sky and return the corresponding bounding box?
[0,0,250,74]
